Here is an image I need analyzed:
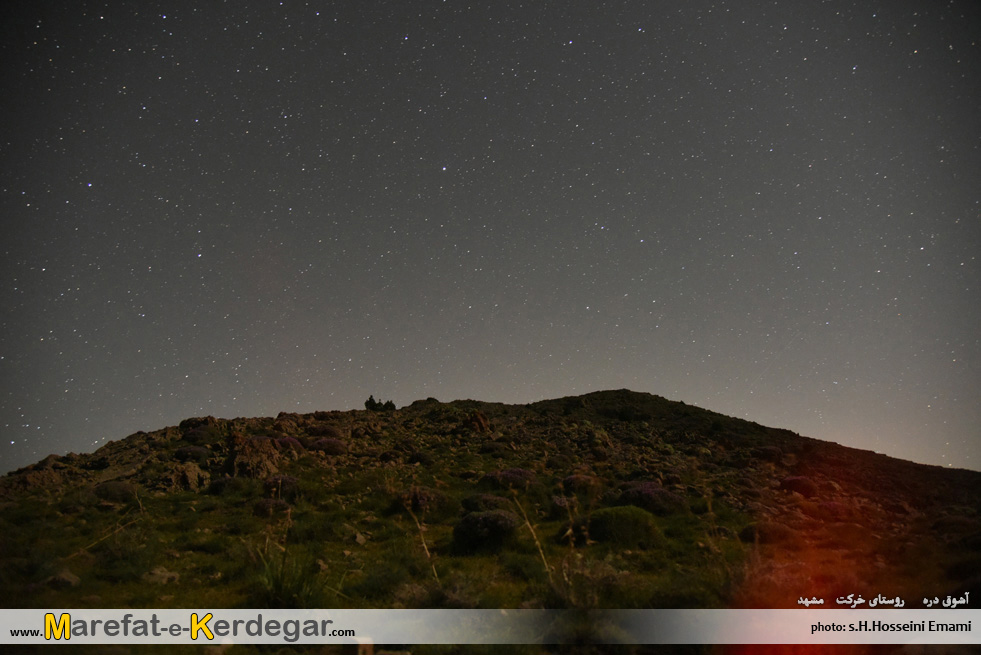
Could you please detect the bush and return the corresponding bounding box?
[276,437,304,453]
[574,506,663,549]
[618,481,686,515]
[549,495,578,519]
[344,561,410,601]
[207,476,257,498]
[479,441,510,458]
[250,549,326,608]
[480,468,536,490]
[398,486,449,517]
[461,494,513,514]
[263,475,300,502]
[91,526,157,583]
[253,498,291,518]
[779,476,819,498]
[94,480,138,503]
[453,510,521,553]
[561,474,602,494]
[288,512,335,543]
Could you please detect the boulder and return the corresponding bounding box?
[228,435,280,478]
[153,462,210,492]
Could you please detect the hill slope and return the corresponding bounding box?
[2,390,979,634]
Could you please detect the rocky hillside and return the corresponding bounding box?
[2,390,979,652]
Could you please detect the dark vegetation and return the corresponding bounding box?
[2,389,980,655]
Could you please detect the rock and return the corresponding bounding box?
[174,445,210,463]
[153,462,210,492]
[46,568,81,589]
[309,424,346,439]
[464,411,491,433]
[181,426,219,445]
[142,566,179,585]
[179,416,221,433]
[36,454,65,469]
[312,438,348,455]
[273,416,301,435]
[228,435,280,478]
[11,468,63,491]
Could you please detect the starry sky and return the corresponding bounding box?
[1,0,978,474]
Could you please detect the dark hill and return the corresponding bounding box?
[2,390,979,650]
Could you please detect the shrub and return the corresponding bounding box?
[461,494,513,514]
[94,480,138,504]
[250,549,326,608]
[549,495,578,519]
[618,481,686,515]
[263,475,300,502]
[398,486,449,517]
[253,498,291,518]
[480,468,536,490]
[207,476,257,498]
[561,474,602,494]
[452,510,521,553]
[478,441,510,458]
[344,561,411,601]
[276,437,304,453]
[585,506,662,549]
[288,512,335,543]
[779,476,819,498]
[90,523,160,583]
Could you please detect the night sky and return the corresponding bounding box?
[2,0,978,474]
